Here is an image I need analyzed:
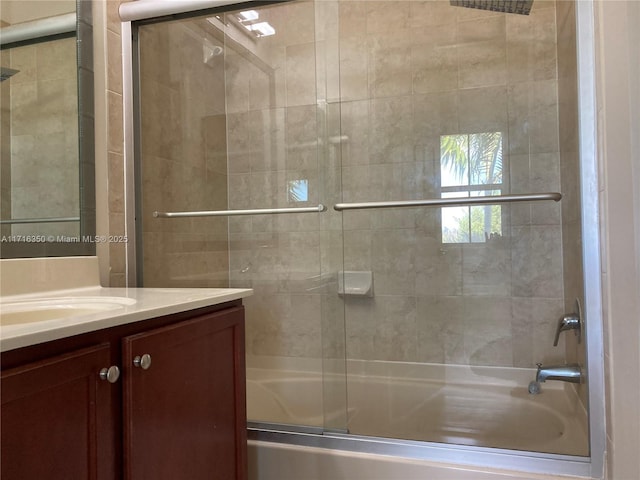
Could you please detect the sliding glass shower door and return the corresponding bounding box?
[135,0,589,456]
[135,1,347,432]
[331,0,588,455]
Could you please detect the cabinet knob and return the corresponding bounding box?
[133,354,152,370]
[99,366,120,383]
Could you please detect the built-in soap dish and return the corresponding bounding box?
[337,271,373,297]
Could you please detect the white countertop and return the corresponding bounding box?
[0,286,253,352]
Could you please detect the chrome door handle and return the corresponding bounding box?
[99,365,120,383]
[133,354,152,370]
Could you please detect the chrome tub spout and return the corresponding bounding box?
[536,363,582,384]
[528,363,582,394]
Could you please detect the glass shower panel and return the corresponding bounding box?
[136,1,346,430]
[137,18,230,288]
[223,0,329,429]
[336,0,588,456]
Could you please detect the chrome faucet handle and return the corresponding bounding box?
[553,313,581,346]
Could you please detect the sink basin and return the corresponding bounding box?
[0,297,137,326]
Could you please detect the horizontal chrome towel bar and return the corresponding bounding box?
[334,193,562,211]
[0,216,80,225]
[153,204,327,218]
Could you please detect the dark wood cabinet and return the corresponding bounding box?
[1,344,115,480]
[122,307,247,480]
[1,303,247,480]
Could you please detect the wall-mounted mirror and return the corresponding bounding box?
[0,0,94,258]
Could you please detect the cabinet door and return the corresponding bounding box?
[1,344,116,480]
[122,307,247,480]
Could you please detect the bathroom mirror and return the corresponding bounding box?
[0,0,95,258]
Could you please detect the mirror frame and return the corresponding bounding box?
[0,0,95,258]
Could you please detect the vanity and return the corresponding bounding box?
[0,257,253,480]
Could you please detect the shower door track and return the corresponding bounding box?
[247,426,592,478]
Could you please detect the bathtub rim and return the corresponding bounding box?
[247,361,590,456]
[248,426,592,478]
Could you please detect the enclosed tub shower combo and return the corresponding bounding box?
[120,0,603,477]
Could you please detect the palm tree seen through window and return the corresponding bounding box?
[440,132,503,243]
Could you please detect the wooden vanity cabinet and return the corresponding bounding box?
[1,344,115,480]
[122,306,247,479]
[0,302,247,480]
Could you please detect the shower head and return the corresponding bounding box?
[450,0,533,16]
[1,67,19,82]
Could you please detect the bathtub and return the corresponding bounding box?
[246,357,590,479]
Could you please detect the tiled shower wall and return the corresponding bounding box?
[139,20,230,288]
[229,0,580,368]
[337,0,571,367]
[100,0,130,287]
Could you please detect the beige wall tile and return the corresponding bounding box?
[461,241,512,296]
[511,225,564,298]
[506,5,557,83]
[107,29,123,94]
[339,100,370,166]
[458,15,506,44]
[8,45,37,84]
[107,90,123,154]
[339,36,369,102]
[286,105,318,171]
[106,0,122,34]
[371,229,416,296]
[511,297,565,367]
[409,1,457,28]
[204,114,228,174]
[338,0,366,38]
[416,296,462,364]
[365,1,409,34]
[226,111,252,174]
[464,296,513,366]
[108,152,124,214]
[285,42,317,107]
[224,51,250,114]
[412,43,458,94]
[368,32,413,98]
[457,86,508,133]
[373,296,418,362]
[507,80,559,155]
[415,236,463,296]
[368,96,414,164]
[36,36,76,81]
[457,40,507,89]
[412,91,459,141]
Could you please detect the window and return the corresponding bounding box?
[440,132,503,243]
[287,179,309,203]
